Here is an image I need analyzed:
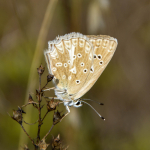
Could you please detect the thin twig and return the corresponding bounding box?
[37,74,42,143]
[21,103,30,108]
[41,110,49,122]
[43,124,54,140]
[18,0,58,148]
[41,82,49,91]
[21,125,35,146]
[24,120,38,125]
[21,102,39,108]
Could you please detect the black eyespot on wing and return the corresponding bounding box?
[99,61,103,65]
[98,55,102,60]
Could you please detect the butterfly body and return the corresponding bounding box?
[44,32,117,117]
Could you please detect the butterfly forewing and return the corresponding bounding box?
[44,33,94,100]
[74,35,118,99]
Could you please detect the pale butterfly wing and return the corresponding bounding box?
[44,33,94,100]
[73,35,118,99]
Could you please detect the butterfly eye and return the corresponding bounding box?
[76,101,81,105]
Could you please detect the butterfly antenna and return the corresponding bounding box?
[80,100,105,120]
[81,98,104,105]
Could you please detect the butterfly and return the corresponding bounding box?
[44,32,118,120]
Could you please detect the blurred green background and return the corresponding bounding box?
[0,0,150,149]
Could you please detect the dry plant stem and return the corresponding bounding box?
[24,120,38,125]
[41,110,49,122]
[18,0,58,148]
[37,74,42,143]
[21,103,30,108]
[21,125,35,146]
[43,124,54,140]
[41,82,48,91]
[21,102,39,108]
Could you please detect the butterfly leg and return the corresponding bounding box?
[60,105,70,121]
[42,87,55,92]
[43,96,59,100]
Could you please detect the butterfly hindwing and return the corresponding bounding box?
[74,35,118,99]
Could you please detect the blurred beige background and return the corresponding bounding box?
[0,0,150,149]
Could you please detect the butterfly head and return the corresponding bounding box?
[63,98,83,108]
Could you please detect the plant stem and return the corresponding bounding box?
[37,74,42,143]
[41,82,48,91]
[18,0,58,148]
[43,124,54,140]
[41,110,49,122]
[21,125,35,146]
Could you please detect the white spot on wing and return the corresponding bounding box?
[68,76,71,80]
[108,40,117,52]
[56,62,62,67]
[64,63,68,67]
[52,67,57,71]
[72,39,78,46]
[70,66,76,74]
[62,75,66,79]
[50,48,58,59]
[64,40,72,51]
[79,39,85,47]
[55,42,64,53]
[103,39,109,48]
[96,39,102,47]
[85,42,91,53]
